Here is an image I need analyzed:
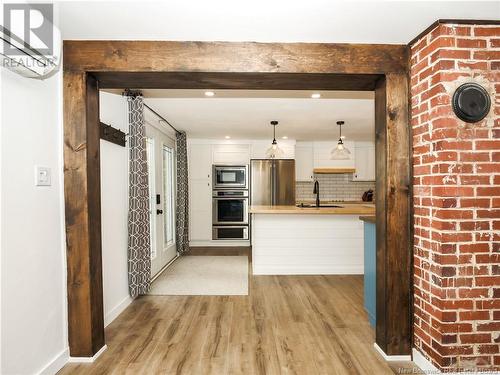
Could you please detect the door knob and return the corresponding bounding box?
[156,209,163,215]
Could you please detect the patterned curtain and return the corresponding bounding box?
[176,131,189,254]
[127,95,151,297]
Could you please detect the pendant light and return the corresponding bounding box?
[330,120,351,160]
[266,120,285,158]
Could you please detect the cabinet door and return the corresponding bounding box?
[189,144,212,180]
[353,147,368,181]
[313,141,355,169]
[251,140,295,159]
[353,143,375,181]
[189,179,212,241]
[212,144,250,164]
[295,144,314,181]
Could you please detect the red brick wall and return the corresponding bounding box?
[411,23,499,372]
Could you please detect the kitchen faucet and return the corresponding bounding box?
[313,180,320,207]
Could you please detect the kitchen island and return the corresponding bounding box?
[250,204,375,275]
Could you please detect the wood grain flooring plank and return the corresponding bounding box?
[58,258,412,375]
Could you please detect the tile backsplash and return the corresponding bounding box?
[296,174,375,202]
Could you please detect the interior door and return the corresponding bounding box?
[146,124,177,277]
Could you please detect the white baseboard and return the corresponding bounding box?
[69,345,107,363]
[189,240,251,247]
[37,347,69,375]
[373,343,411,361]
[412,348,500,375]
[412,348,439,373]
[104,295,134,327]
[252,264,363,275]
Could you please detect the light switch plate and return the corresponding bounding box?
[35,166,51,186]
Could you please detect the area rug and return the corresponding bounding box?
[149,256,248,295]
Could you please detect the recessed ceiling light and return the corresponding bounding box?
[205,91,215,97]
[311,93,321,99]
[225,135,231,139]
[282,136,288,139]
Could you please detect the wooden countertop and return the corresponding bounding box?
[359,215,376,223]
[250,204,375,215]
[297,200,370,205]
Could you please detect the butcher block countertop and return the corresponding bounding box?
[250,204,375,215]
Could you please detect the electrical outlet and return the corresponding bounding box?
[35,166,51,186]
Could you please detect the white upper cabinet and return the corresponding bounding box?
[352,142,375,181]
[251,140,295,159]
[188,144,212,180]
[212,144,250,165]
[295,142,314,182]
[313,141,356,169]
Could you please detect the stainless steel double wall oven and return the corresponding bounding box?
[212,165,249,240]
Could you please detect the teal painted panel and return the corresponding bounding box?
[363,221,376,327]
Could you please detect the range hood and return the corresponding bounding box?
[313,168,356,174]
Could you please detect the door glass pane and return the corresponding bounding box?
[163,144,175,246]
[146,138,157,259]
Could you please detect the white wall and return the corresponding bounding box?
[0,67,68,374]
[99,92,132,326]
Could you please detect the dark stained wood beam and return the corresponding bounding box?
[93,72,381,91]
[375,73,411,355]
[64,71,105,357]
[62,39,411,358]
[63,41,408,75]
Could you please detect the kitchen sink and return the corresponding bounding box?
[296,203,343,208]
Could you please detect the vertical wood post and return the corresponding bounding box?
[375,73,412,355]
[63,71,105,356]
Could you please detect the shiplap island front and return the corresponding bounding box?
[249,204,375,275]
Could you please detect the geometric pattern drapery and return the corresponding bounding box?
[175,131,189,254]
[127,95,151,297]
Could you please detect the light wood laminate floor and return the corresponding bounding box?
[59,254,417,374]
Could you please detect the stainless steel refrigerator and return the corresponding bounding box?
[250,159,296,205]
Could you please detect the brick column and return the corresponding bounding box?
[410,23,499,371]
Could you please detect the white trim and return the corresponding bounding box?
[253,264,363,275]
[36,348,69,375]
[68,345,107,363]
[412,348,500,375]
[189,240,251,247]
[151,253,180,282]
[104,295,134,327]
[412,349,439,373]
[373,343,411,362]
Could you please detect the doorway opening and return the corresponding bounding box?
[63,41,411,361]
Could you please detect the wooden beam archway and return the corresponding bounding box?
[63,41,411,357]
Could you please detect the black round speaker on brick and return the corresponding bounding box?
[452,83,491,123]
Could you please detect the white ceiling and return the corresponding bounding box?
[124,90,375,141]
[57,1,499,44]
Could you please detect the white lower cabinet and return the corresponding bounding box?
[188,143,213,242]
[189,179,212,241]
